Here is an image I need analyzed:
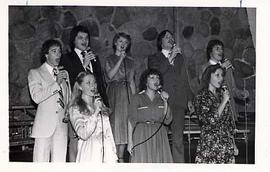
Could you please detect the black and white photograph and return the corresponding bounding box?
[1,0,269,171]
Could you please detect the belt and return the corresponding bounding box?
[137,121,163,125]
[108,80,129,85]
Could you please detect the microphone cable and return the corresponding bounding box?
[130,95,169,152]
[100,111,105,162]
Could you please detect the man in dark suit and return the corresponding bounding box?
[148,30,193,163]
[60,25,108,162]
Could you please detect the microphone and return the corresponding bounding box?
[94,94,107,114]
[53,66,69,83]
[157,85,163,94]
[221,83,228,92]
[221,84,231,101]
[85,47,96,62]
[223,58,235,70]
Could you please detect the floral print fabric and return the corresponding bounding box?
[193,88,235,163]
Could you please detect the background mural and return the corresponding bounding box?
[9,6,255,113]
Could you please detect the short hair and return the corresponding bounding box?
[112,32,131,53]
[139,68,163,92]
[157,30,173,51]
[69,25,90,50]
[206,39,224,61]
[40,39,62,63]
[201,64,225,89]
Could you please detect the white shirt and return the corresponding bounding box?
[74,48,93,72]
[161,49,175,65]
[209,59,221,65]
[45,62,56,80]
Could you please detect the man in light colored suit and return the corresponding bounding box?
[28,39,71,162]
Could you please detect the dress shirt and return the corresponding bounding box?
[45,62,56,80]
[209,59,222,65]
[161,49,174,65]
[74,48,93,73]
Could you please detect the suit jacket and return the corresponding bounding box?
[60,50,109,107]
[28,63,70,138]
[148,51,193,108]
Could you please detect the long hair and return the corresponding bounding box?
[206,39,224,61]
[112,32,131,53]
[201,64,225,89]
[68,71,94,115]
[157,30,173,51]
[139,68,163,92]
[69,25,90,50]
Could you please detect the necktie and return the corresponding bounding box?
[81,51,92,72]
[53,67,65,110]
[58,88,64,109]
[81,51,86,58]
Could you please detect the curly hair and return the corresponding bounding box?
[139,68,163,92]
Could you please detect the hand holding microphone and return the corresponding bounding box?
[82,47,97,68]
[54,66,68,85]
[168,41,182,65]
[221,85,230,103]
[157,86,169,102]
[93,95,103,115]
[93,94,110,116]
[221,58,234,70]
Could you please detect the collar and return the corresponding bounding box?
[44,62,55,77]
[209,59,221,65]
[74,48,85,63]
[161,49,171,58]
[74,48,83,57]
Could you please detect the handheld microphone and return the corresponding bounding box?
[223,58,235,70]
[53,66,69,83]
[85,47,96,62]
[221,84,231,101]
[157,85,163,94]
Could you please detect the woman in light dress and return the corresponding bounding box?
[68,71,118,162]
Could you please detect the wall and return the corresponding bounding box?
[9,6,255,112]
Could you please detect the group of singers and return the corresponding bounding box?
[27,25,249,163]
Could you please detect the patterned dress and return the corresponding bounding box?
[105,54,135,145]
[193,88,235,163]
[69,105,118,162]
[128,91,173,163]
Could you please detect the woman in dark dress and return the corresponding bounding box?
[193,64,238,163]
[127,69,173,163]
[104,32,136,162]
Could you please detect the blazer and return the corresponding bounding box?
[148,51,193,108]
[60,51,109,107]
[28,63,70,138]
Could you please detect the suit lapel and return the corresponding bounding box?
[39,63,55,84]
[71,51,86,72]
[158,51,170,65]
